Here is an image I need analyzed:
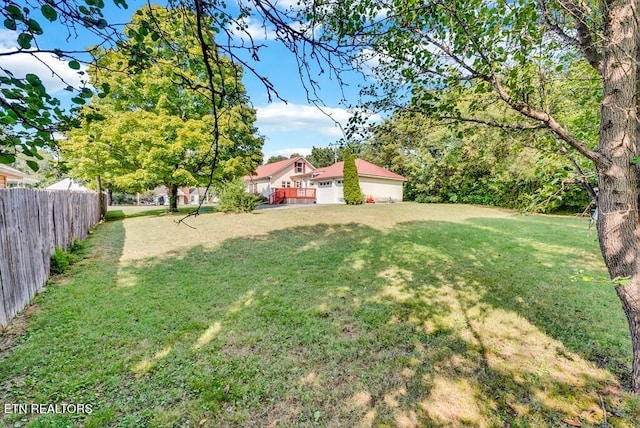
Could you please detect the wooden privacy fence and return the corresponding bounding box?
[0,188,101,329]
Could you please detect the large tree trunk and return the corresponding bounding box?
[96,175,105,220]
[616,285,640,390]
[170,184,179,212]
[597,0,640,391]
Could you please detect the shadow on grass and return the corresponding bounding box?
[0,217,127,426]
[105,206,215,221]
[0,217,635,427]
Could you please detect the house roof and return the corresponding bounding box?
[0,164,29,180]
[246,156,315,180]
[46,178,88,191]
[310,159,407,182]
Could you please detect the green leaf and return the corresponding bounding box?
[26,160,40,172]
[25,73,42,86]
[79,87,93,98]
[41,4,58,21]
[17,33,33,49]
[633,156,640,164]
[3,19,16,31]
[6,5,23,20]
[27,19,44,35]
[0,153,16,164]
[68,60,81,70]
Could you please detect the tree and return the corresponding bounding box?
[306,0,640,390]
[362,70,598,212]
[307,146,343,168]
[0,0,332,171]
[0,0,130,167]
[266,155,288,164]
[63,6,263,212]
[343,149,363,204]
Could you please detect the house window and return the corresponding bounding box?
[336,180,343,186]
[295,162,304,173]
[281,181,291,188]
[318,181,332,187]
[295,181,302,188]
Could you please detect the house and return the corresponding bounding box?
[46,178,89,191]
[245,156,406,205]
[188,187,218,204]
[0,165,34,189]
[309,158,407,204]
[153,185,189,205]
[245,156,317,204]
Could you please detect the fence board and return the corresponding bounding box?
[0,188,100,330]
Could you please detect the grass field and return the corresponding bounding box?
[1,203,639,427]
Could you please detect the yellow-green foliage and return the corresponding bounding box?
[62,5,263,195]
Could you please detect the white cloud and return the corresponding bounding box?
[229,17,277,42]
[274,0,303,10]
[354,48,382,75]
[0,29,88,93]
[256,102,353,138]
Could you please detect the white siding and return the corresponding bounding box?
[359,177,404,202]
[256,181,272,197]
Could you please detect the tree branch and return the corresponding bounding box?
[489,74,609,167]
[437,115,547,131]
[557,0,604,72]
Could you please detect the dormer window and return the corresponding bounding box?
[295,161,304,173]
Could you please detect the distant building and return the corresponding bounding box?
[244,157,406,204]
[0,165,36,189]
[46,178,89,192]
[309,158,407,204]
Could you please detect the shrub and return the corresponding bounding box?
[414,194,441,203]
[343,149,363,205]
[216,179,259,213]
[50,247,71,275]
[69,239,86,255]
[50,240,87,275]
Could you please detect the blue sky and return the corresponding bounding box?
[1,1,375,162]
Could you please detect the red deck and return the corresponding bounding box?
[269,188,316,204]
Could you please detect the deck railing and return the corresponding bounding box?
[269,187,316,204]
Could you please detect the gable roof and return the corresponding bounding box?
[247,156,316,180]
[311,158,407,181]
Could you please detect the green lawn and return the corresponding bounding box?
[1,203,638,427]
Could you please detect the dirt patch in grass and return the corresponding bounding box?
[0,303,40,354]
[116,203,515,262]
